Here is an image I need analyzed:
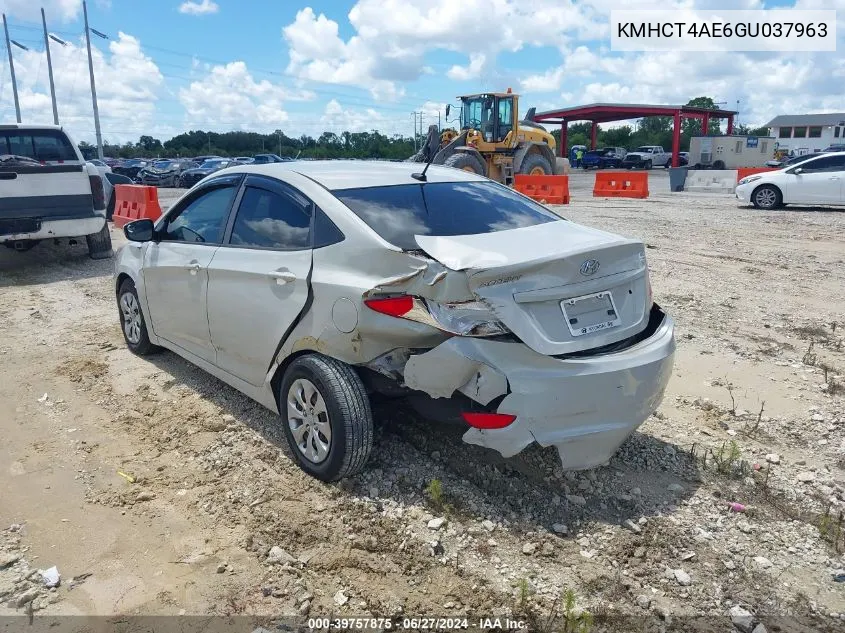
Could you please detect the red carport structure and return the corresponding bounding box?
[532,103,738,167]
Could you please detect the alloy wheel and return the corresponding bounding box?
[287,378,332,463]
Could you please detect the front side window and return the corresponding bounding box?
[497,97,513,141]
[333,181,561,251]
[230,185,312,249]
[163,186,237,243]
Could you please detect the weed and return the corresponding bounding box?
[802,342,817,366]
[424,478,455,515]
[794,324,831,342]
[725,381,737,415]
[694,440,748,479]
[521,586,594,633]
[817,505,845,553]
[743,401,766,437]
[828,376,844,396]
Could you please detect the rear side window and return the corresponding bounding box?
[230,185,311,249]
[333,181,560,250]
[0,130,78,162]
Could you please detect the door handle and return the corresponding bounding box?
[268,271,296,284]
[186,261,201,274]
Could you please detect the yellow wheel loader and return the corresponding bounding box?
[409,89,564,185]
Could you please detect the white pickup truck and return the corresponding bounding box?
[622,145,671,169]
[0,124,112,258]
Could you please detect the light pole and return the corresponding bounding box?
[2,14,21,123]
[83,1,108,160]
[41,8,59,125]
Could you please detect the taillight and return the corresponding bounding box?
[89,175,105,210]
[461,412,517,429]
[364,294,510,337]
[363,295,414,317]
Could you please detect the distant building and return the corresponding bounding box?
[764,113,845,154]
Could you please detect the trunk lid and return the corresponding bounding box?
[415,221,652,356]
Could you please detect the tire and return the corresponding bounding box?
[444,152,486,176]
[279,354,373,482]
[117,279,158,356]
[644,160,652,170]
[86,221,113,260]
[106,192,116,221]
[713,160,726,170]
[519,153,553,176]
[751,184,782,210]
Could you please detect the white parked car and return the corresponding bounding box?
[114,161,675,481]
[736,151,845,209]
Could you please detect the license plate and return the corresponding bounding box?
[0,218,41,236]
[561,291,621,337]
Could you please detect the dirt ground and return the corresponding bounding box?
[1,172,844,631]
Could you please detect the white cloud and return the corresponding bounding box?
[9,31,164,144]
[178,0,218,15]
[0,0,81,21]
[447,53,487,81]
[179,61,315,131]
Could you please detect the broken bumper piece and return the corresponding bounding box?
[404,307,675,470]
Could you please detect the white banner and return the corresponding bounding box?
[611,9,837,52]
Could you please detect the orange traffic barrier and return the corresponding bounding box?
[513,174,570,205]
[593,171,648,199]
[736,167,778,182]
[112,185,163,229]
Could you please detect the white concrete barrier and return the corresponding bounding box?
[684,169,739,194]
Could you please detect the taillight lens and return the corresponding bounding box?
[461,412,517,429]
[89,175,105,210]
[364,295,510,337]
[363,295,414,317]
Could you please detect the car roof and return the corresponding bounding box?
[217,159,488,189]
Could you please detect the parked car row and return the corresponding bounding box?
[580,146,689,170]
[106,154,293,187]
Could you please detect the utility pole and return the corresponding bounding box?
[410,112,419,152]
[3,14,21,123]
[41,8,59,125]
[278,130,282,156]
[83,1,104,159]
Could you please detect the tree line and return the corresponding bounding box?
[77,97,770,160]
[79,129,418,160]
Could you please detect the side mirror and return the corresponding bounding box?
[445,104,451,119]
[124,218,155,242]
[792,167,803,175]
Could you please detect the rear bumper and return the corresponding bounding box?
[404,307,675,470]
[0,214,105,241]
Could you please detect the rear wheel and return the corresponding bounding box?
[713,160,726,170]
[279,354,373,482]
[86,222,113,260]
[520,153,553,176]
[751,185,782,210]
[444,152,486,176]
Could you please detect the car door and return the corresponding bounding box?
[143,175,241,362]
[206,175,314,386]
[784,155,844,204]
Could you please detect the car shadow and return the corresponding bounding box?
[0,238,113,288]
[738,204,845,213]
[143,347,702,537]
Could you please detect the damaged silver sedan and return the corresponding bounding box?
[114,161,675,481]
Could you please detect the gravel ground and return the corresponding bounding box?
[1,173,844,631]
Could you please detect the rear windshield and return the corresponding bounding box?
[332,181,561,250]
[0,129,78,162]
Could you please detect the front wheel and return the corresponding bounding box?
[117,279,158,355]
[279,354,373,482]
[644,160,652,170]
[444,152,486,176]
[520,153,553,176]
[751,185,782,210]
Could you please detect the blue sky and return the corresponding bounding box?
[0,0,842,144]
